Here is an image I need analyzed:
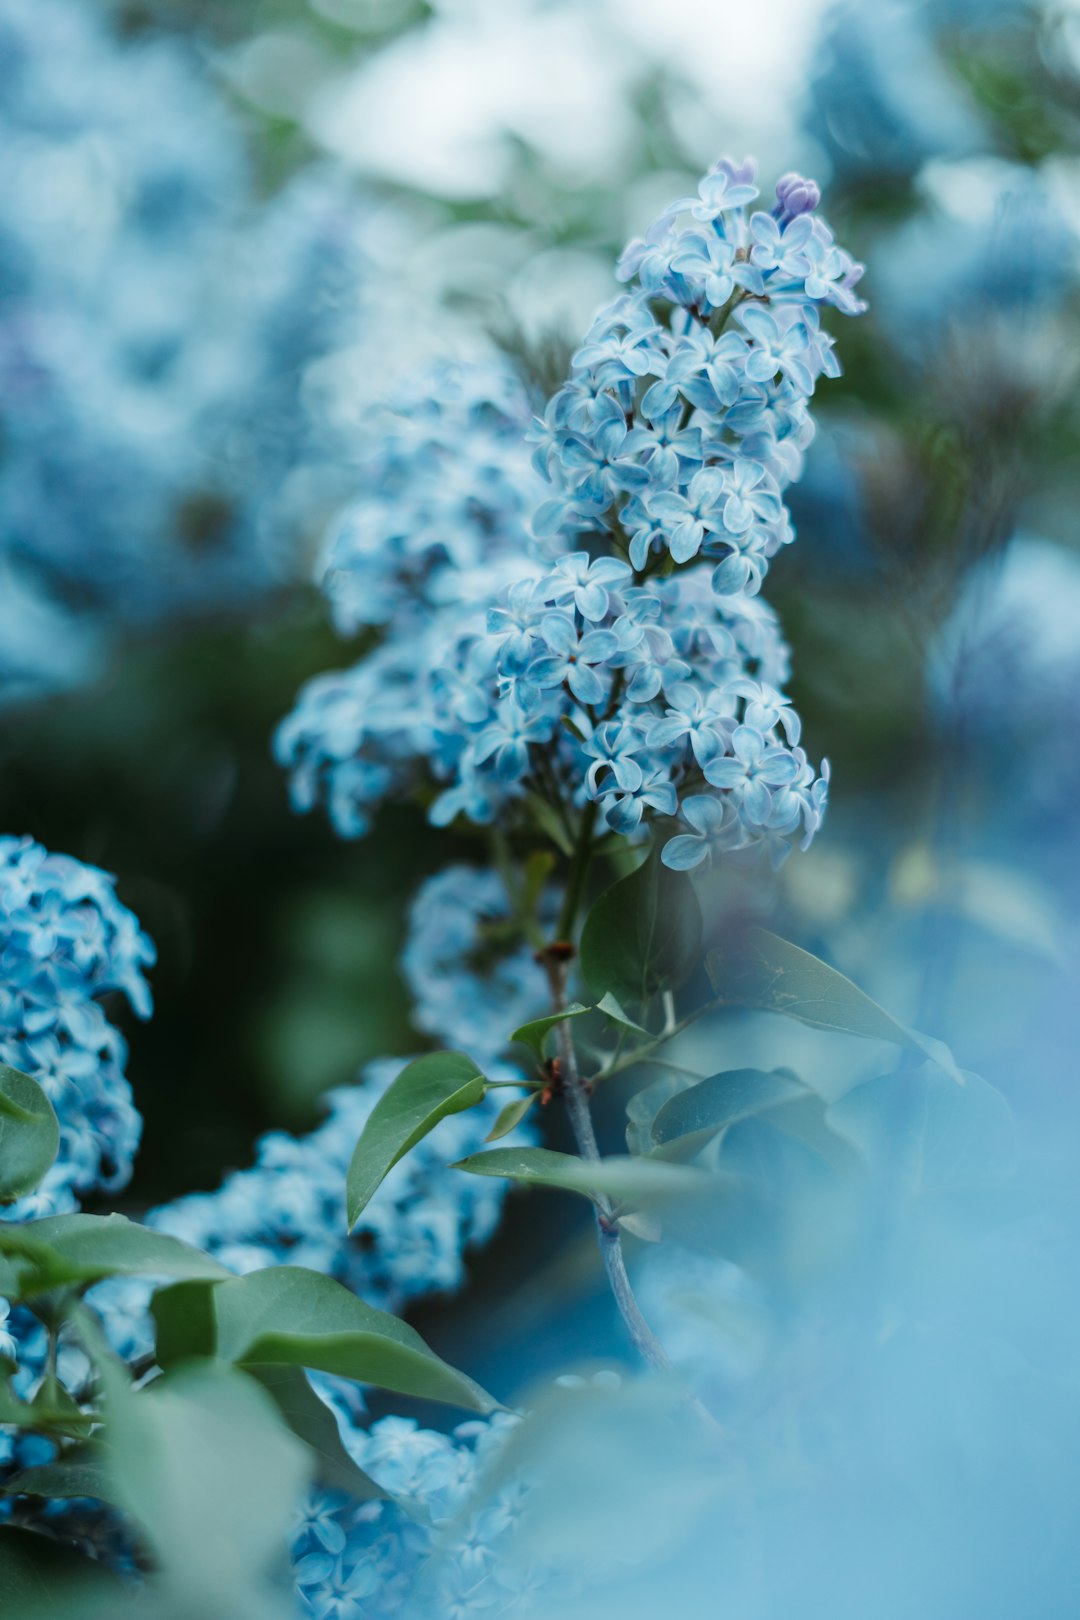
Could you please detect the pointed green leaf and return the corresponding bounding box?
[451,1146,709,1209]
[707,929,962,1082]
[580,849,703,1005]
[246,1365,385,1501]
[485,1094,539,1142]
[0,1215,231,1301]
[1,1447,116,1506]
[596,992,650,1037]
[0,1065,60,1206]
[347,1052,487,1228]
[510,1005,590,1059]
[213,1266,497,1413]
[650,1068,809,1159]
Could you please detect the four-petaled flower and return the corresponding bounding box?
[703,724,802,823]
[647,468,729,564]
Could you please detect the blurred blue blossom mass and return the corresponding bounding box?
[0,0,367,701]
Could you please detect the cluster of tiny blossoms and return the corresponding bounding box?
[279,161,863,869]
[0,836,154,1219]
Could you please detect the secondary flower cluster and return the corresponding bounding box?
[319,362,545,636]
[0,836,154,1218]
[292,1411,538,1620]
[278,161,862,869]
[0,0,368,700]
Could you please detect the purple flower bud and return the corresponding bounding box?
[775,172,821,220]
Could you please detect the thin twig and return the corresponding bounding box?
[542,951,674,1376]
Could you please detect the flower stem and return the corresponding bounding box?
[555,801,598,942]
[542,950,674,1376]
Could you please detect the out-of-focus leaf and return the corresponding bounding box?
[650,1069,809,1159]
[708,928,962,1081]
[826,1063,1016,1194]
[0,1526,122,1616]
[100,1356,309,1620]
[451,1146,710,1210]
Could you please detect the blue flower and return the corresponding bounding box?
[527,614,619,707]
[647,468,730,563]
[737,306,816,394]
[661,794,743,870]
[702,725,802,825]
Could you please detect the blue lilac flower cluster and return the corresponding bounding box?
[280,162,862,868]
[291,1411,543,1620]
[0,0,367,700]
[0,836,154,1220]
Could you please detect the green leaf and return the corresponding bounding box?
[0,1214,231,1301]
[451,1146,710,1210]
[826,1064,1016,1195]
[151,1280,218,1368]
[510,1004,590,1059]
[101,1358,310,1619]
[650,1068,809,1159]
[485,1094,539,1142]
[707,928,963,1082]
[245,1365,384,1501]
[1,1447,115,1506]
[579,849,703,1005]
[595,991,650,1037]
[213,1265,497,1413]
[0,1526,122,1616]
[0,1065,60,1205]
[346,1052,487,1228]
